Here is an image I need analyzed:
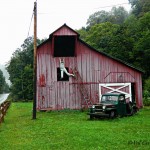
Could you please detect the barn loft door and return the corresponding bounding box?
[99,83,132,102]
[53,36,76,57]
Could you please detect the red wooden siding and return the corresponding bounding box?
[53,26,77,36]
[37,24,143,110]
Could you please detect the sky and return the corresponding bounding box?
[0,0,131,65]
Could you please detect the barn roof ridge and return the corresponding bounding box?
[49,23,79,38]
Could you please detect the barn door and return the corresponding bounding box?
[99,83,132,102]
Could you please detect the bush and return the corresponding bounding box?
[143,78,150,106]
[143,97,150,106]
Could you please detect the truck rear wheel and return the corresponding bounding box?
[133,107,138,114]
[128,102,133,116]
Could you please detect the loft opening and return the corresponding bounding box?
[54,36,76,57]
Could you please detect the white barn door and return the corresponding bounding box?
[99,83,132,102]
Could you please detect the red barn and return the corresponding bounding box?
[37,24,143,110]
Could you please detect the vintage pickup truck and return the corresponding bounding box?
[88,93,138,119]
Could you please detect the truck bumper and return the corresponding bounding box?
[87,112,110,118]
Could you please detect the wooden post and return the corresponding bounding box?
[33,1,37,119]
[0,102,10,123]
[0,103,4,123]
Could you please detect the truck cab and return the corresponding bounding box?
[88,93,138,119]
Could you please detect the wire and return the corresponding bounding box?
[95,3,129,9]
[27,1,37,38]
[27,12,34,38]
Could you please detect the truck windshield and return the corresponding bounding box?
[101,95,118,102]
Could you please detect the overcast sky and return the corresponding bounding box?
[0,0,131,65]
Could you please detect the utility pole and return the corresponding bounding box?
[33,1,37,119]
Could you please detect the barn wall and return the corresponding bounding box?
[76,42,142,107]
[37,41,82,110]
[53,26,77,36]
[37,34,143,110]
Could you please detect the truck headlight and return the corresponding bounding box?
[102,106,106,109]
[92,105,95,109]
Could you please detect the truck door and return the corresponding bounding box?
[118,95,126,116]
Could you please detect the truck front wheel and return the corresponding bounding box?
[90,115,94,120]
[109,111,115,119]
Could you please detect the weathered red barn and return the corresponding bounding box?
[37,24,143,110]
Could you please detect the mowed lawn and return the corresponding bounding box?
[0,102,150,150]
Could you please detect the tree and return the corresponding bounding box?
[86,7,129,29]
[76,27,88,41]
[132,12,150,79]
[86,10,110,29]
[129,0,150,17]
[143,77,150,106]
[109,7,129,24]
[88,23,135,63]
[22,65,33,100]
[86,22,129,58]
[6,36,44,101]
[0,70,5,93]
[0,70,9,93]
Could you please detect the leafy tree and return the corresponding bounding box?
[132,12,150,79]
[86,7,128,29]
[143,77,150,106]
[91,23,131,62]
[144,78,150,97]
[22,65,33,100]
[84,22,133,62]
[85,22,120,49]
[129,0,150,17]
[6,36,44,101]
[0,70,5,93]
[3,82,10,93]
[0,69,9,93]
[76,27,88,41]
[109,7,129,24]
[86,10,110,29]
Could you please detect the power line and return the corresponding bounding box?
[95,3,129,10]
[27,1,37,38]
[27,12,34,38]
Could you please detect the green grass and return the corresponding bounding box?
[0,102,150,150]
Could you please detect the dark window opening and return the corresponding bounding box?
[131,83,136,102]
[54,36,75,57]
[57,67,69,81]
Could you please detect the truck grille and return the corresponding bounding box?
[95,105,103,109]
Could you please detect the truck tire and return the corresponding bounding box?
[90,115,94,120]
[128,102,133,116]
[133,106,138,114]
[109,111,115,119]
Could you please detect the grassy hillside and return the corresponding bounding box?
[0,102,150,150]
